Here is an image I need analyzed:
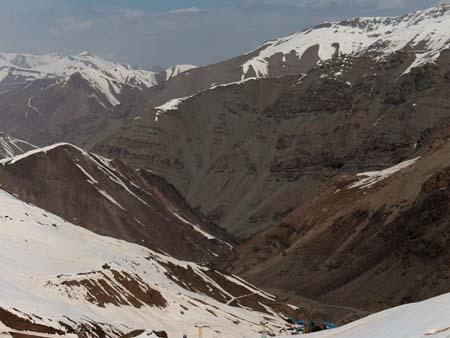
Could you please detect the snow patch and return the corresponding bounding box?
[164,64,197,81]
[348,157,420,189]
[154,95,195,122]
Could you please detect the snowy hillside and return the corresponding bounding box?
[243,4,450,78]
[0,132,36,158]
[0,51,158,106]
[0,187,288,338]
[277,293,450,338]
[163,64,197,81]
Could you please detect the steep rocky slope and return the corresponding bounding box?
[0,144,234,263]
[0,74,119,146]
[95,47,450,236]
[232,138,450,312]
[0,132,36,158]
[0,188,290,338]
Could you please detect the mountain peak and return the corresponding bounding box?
[241,4,450,79]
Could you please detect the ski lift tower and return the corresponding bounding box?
[260,321,268,338]
[194,323,209,338]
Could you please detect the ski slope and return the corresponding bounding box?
[277,293,450,338]
[0,188,287,338]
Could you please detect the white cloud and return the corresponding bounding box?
[170,7,208,15]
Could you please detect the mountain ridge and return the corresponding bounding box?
[0,51,197,107]
[0,142,235,263]
[242,4,450,79]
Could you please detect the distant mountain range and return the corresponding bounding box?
[0,51,196,106]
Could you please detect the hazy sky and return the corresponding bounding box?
[0,0,443,68]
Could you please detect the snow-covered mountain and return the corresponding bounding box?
[91,4,450,132]
[277,292,450,338]
[0,51,159,106]
[0,132,36,158]
[242,4,450,78]
[0,187,289,338]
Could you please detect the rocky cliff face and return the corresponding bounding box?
[87,5,450,236]
[232,138,450,312]
[0,74,126,146]
[94,49,450,236]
